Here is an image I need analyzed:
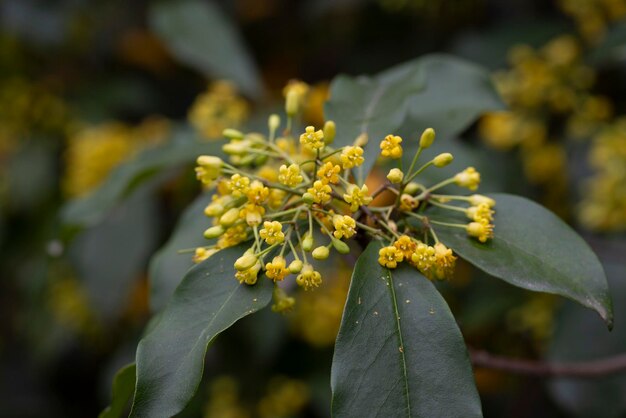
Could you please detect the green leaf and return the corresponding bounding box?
[589,22,626,65]
[99,364,136,418]
[61,128,222,227]
[148,192,214,312]
[430,193,613,327]
[331,242,482,418]
[548,263,626,418]
[325,54,503,178]
[149,0,263,98]
[130,245,272,418]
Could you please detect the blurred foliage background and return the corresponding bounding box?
[1,0,626,417]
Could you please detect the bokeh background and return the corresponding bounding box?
[1,0,626,417]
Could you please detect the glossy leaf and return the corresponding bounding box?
[61,129,221,227]
[548,263,626,418]
[99,364,136,418]
[148,192,214,312]
[130,245,272,418]
[149,0,263,98]
[331,242,482,418]
[430,193,613,327]
[325,54,502,178]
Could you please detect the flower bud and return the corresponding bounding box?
[204,202,224,217]
[433,152,454,167]
[323,120,336,145]
[331,238,350,254]
[245,210,262,226]
[197,155,223,169]
[234,253,258,271]
[223,128,244,140]
[469,194,496,207]
[222,140,251,156]
[301,233,314,251]
[312,246,330,260]
[302,192,316,205]
[219,208,240,227]
[254,153,269,166]
[286,90,299,116]
[354,133,368,147]
[419,128,435,149]
[288,259,303,274]
[387,168,404,184]
[268,114,280,132]
[203,225,225,239]
[404,182,420,195]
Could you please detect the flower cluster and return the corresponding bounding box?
[188,81,249,140]
[191,81,495,311]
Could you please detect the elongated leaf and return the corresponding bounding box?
[325,54,503,178]
[61,129,222,227]
[331,242,482,418]
[99,364,136,418]
[148,192,214,312]
[149,0,263,98]
[130,245,272,418]
[430,193,613,327]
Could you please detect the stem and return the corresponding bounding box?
[405,146,423,182]
[428,200,467,213]
[405,160,434,184]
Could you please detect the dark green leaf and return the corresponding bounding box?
[148,192,214,312]
[431,193,613,327]
[130,245,272,418]
[589,23,626,65]
[61,128,222,227]
[149,0,263,98]
[99,364,136,418]
[548,263,626,418]
[325,54,503,178]
[331,242,482,418]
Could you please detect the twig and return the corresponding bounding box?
[470,348,626,378]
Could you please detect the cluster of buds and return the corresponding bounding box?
[191,82,495,312]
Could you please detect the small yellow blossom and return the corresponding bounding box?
[430,243,456,280]
[239,203,265,226]
[387,168,404,184]
[193,247,219,264]
[380,134,403,159]
[268,189,286,210]
[299,126,325,150]
[317,162,341,184]
[246,180,269,205]
[307,180,332,204]
[343,184,372,212]
[259,221,284,245]
[218,224,248,248]
[378,246,403,268]
[278,164,303,187]
[467,221,494,243]
[265,256,290,282]
[271,287,296,313]
[332,215,357,239]
[257,165,279,182]
[340,146,365,169]
[410,242,436,272]
[228,174,250,197]
[296,265,322,290]
[467,202,494,223]
[393,235,416,259]
[195,156,223,185]
[454,167,481,190]
[235,261,262,285]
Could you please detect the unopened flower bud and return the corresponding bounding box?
[312,246,330,260]
[302,192,315,205]
[323,120,336,145]
[223,128,244,140]
[204,202,224,217]
[433,152,454,167]
[331,238,350,254]
[469,194,496,207]
[219,208,240,227]
[197,155,223,169]
[289,259,303,274]
[419,127,435,149]
[286,90,299,116]
[302,233,314,251]
[203,225,225,239]
[387,168,404,184]
[234,253,258,271]
[268,114,280,132]
[223,140,251,156]
[354,133,368,147]
[404,182,420,195]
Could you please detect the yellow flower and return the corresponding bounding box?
[380,134,403,159]
[246,180,269,205]
[296,264,322,290]
[386,168,404,184]
[467,202,494,223]
[332,215,357,239]
[278,164,303,187]
[229,173,250,197]
[257,165,279,182]
[193,247,219,264]
[268,189,286,210]
[454,167,481,190]
[343,184,372,212]
[188,81,248,140]
[239,203,265,226]
[340,146,364,169]
[235,261,262,285]
[393,235,416,259]
[265,256,290,282]
[195,156,223,186]
[218,224,248,248]
[259,221,284,245]
[378,246,403,268]
[307,180,332,204]
[299,126,325,150]
[410,242,436,272]
[317,162,341,184]
[430,243,456,280]
[466,221,494,243]
[271,287,296,313]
